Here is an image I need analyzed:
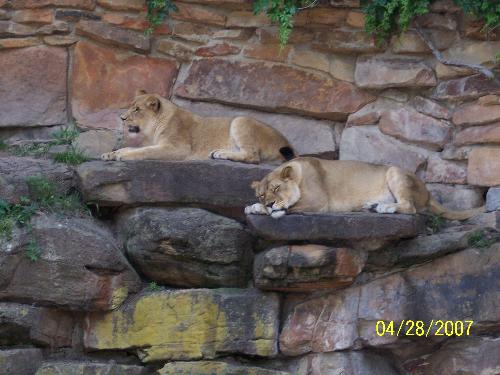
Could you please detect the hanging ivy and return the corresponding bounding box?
[144,0,177,36]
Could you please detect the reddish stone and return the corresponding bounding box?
[176,59,375,120]
[96,0,144,11]
[102,13,170,35]
[314,29,380,53]
[226,11,270,27]
[156,39,195,61]
[425,157,467,184]
[12,9,54,24]
[391,30,456,54]
[0,20,36,36]
[256,26,313,44]
[43,35,78,45]
[243,43,291,63]
[36,20,70,35]
[172,3,226,26]
[71,41,178,130]
[379,108,451,150]
[294,7,348,26]
[433,74,500,101]
[455,123,500,146]
[0,36,39,48]
[416,13,457,30]
[195,42,240,57]
[172,21,212,43]
[452,101,500,126]
[355,56,436,89]
[0,46,66,127]
[11,0,96,9]
[76,20,150,53]
[468,147,500,186]
[410,96,451,120]
[346,11,365,28]
[346,98,401,126]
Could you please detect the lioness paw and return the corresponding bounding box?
[101,152,116,161]
[271,210,286,219]
[375,203,397,214]
[210,149,229,160]
[245,203,269,215]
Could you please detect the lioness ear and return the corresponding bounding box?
[280,165,293,180]
[146,96,160,113]
[251,181,260,190]
[135,89,147,97]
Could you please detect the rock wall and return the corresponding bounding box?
[1,1,500,374]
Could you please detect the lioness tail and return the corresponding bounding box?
[279,146,295,161]
[429,198,485,220]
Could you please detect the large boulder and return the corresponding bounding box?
[0,46,67,127]
[0,214,141,311]
[175,59,375,121]
[468,147,500,186]
[116,207,253,288]
[0,303,74,347]
[0,348,43,375]
[254,245,366,292]
[84,288,280,362]
[247,213,422,242]
[35,361,147,375]
[71,41,178,130]
[432,74,500,101]
[76,160,273,212]
[159,361,289,375]
[0,156,74,204]
[280,243,500,355]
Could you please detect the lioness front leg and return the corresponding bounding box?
[101,145,182,161]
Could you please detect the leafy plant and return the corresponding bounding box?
[453,0,500,34]
[51,125,79,146]
[149,281,161,292]
[0,139,8,151]
[52,148,89,166]
[145,0,177,36]
[468,230,498,249]
[426,214,445,234]
[13,142,51,157]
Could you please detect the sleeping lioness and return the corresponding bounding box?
[246,157,485,220]
[101,90,294,163]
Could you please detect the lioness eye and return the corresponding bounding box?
[133,107,139,112]
[273,186,280,192]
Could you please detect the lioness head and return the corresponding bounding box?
[251,163,301,212]
[120,90,161,135]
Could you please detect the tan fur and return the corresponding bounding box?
[101,91,292,163]
[246,157,485,220]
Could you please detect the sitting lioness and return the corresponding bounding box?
[101,90,294,163]
[246,157,485,220]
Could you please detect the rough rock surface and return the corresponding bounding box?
[176,59,375,120]
[0,156,74,204]
[73,129,121,159]
[0,214,141,311]
[0,46,67,127]
[468,147,500,186]
[0,348,43,375]
[254,245,365,292]
[433,74,500,100]
[159,361,290,375]
[76,160,272,210]
[116,207,253,288]
[487,187,500,212]
[426,183,485,210]
[355,56,436,89]
[84,289,280,362]
[452,100,500,126]
[35,361,147,375]
[71,41,177,130]
[0,303,74,347]
[280,244,500,355]
[247,213,421,242]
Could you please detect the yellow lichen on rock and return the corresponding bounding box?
[158,361,290,375]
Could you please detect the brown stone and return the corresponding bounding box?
[0,46,66,127]
[43,34,78,45]
[435,62,474,80]
[429,0,461,12]
[213,28,253,40]
[455,123,500,146]
[379,108,451,150]
[329,54,356,82]
[329,0,360,6]
[443,41,500,68]
[0,36,39,49]
[12,9,53,24]
[55,8,100,21]
[355,56,436,89]
[226,11,270,27]
[172,3,226,26]
[159,361,288,375]
[416,13,457,30]
[468,147,500,186]
[171,21,212,43]
[0,303,74,347]
[36,20,70,35]
[76,20,150,53]
[254,245,366,292]
[96,0,144,11]
[291,49,330,72]
[391,30,456,54]
[340,126,428,173]
[410,96,451,120]
[243,44,291,63]
[314,29,381,53]
[0,20,36,36]
[72,41,177,130]
[156,39,195,61]
[425,157,467,184]
[346,98,401,126]
[464,16,499,41]
[452,101,500,126]
[176,59,375,120]
[479,94,500,105]
[11,0,96,9]
[102,13,170,34]
[346,10,364,28]
[195,42,240,57]
[256,26,313,44]
[441,144,473,160]
[294,7,348,26]
[280,245,500,355]
[0,10,8,20]
[433,74,500,101]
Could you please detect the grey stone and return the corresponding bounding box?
[486,187,500,212]
[159,361,289,375]
[426,183,485,211]
[73,129,121,159]
[35,361,147,375]
[116,207,253,288]
[0,348,43,375]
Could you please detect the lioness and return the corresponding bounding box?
[246,157,485,220]
[101,91,294,163]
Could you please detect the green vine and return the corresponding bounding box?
[145,0,177,36]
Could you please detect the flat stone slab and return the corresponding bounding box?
[35,361,147,375]
[246,212,422,242]
[76,160,272,209]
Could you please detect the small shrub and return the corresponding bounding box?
[51,125,79,146]
[25,236,41,262]
[0,139,8,151]
[149,281,161,292]
[468,231,498,249]
[145,0,177,35]
[426,214,445,234]
[52,148,89,166]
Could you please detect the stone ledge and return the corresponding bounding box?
[76,160,272,210]
[246,212,422,242]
